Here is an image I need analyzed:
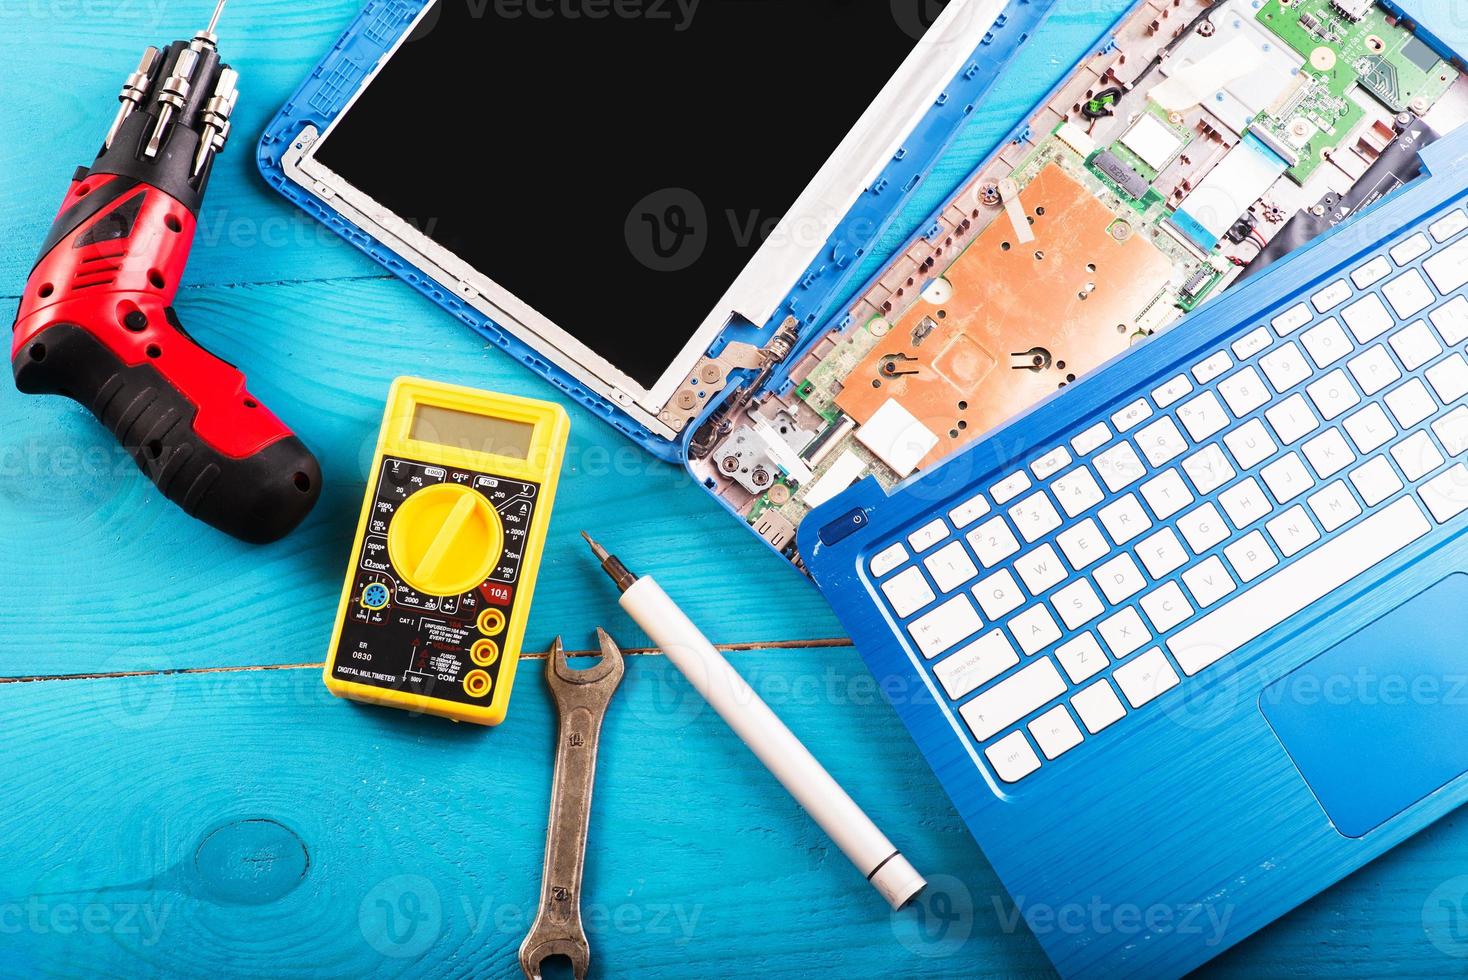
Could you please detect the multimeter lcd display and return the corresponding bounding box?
[313,0,947,389]
[410,403,535,460]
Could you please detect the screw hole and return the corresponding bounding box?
[146,343,162,358]
[75,184,90,197]
[148,269,166,290]
[29,343,46,362]
[165,215,183,233]
[1001,242,1011,251]
[38,282,54,298]
[243,397,258,409]
[958,400,968,410]
[293,472,312,493]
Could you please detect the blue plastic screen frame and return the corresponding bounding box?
[257,0,1061,465]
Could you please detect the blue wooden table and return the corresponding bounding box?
[4,1,1468,975]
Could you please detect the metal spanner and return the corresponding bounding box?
[519,629,625,980]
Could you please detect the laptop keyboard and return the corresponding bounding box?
[867,205,1468,786]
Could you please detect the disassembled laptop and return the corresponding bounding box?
[687,0,1468,564]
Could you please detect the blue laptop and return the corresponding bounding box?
[262,0,1468,974]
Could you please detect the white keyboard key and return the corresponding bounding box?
[1301,318,1353,369]
[1266,393,1321,445]
[1352,255,1393,289]
[1094,553,1147,604]
[968,516,1020,567]
[1392,430,1445,482]
[1169,497,1432,675]
[990,471,1032,505]
[1177,502,1229,554]
[1425,237,1468,295]
[909,594,983,658]
[1312,278,1352,313]
[1306,369,1361,421]
[1261,452,1315,504]
[1342,294,1395,344]
[984,731,1041,783]
[973,568,1025,620]
[924,541,979,593]
[1111,398,1153,433]
[1053,579,1104,630]
[1217,366,1272,418]
[1178,391,1230,440]
[1224,530,1279,583]
[1431,209,1468,243]
[1113,648,1180,708]
[1219,477,1272,528]
[1427,353,1468,404]
[1265,504,1321,557]
[1031,446,1072,480]
[1391,320,1443,371]
[870,543,908,578]
[1055,518,1109,570]
[1223,418,1278,470]
[1094,441,1147,492]
[1014,544,1066,596]
[1098,493,1152,545]
[1028,705,1084,760]
[1347,345,1402,396]
[1071,421,1111,457]
[1135,416,1188,467]
[1302,428,1355,479]
[948,492,991,529]
[1071,680,1126,734]
[1421,464,1468,522]
[1052,466,1105,518]
[1433,406,1468,456]
[1260,342,1313,392]
[1343,403,1396,454]
[1181,443,1236,495]
[1384,269,1436,319]
[882,566,934,618]
[961,658,1066,741]
[1272,303,1313,336]
[1009,491,1062,543]
[1232,326,1274,360]
[1192,350,1233,384]
[1140,581,1193,633]
[1153,374,1194,408]
[1137,526,1188,578]
[1308,480,1362,532]
[1009,604,1062,655]
[1385,377,1437,428]
[1097,606,1150,659]
[1391,233,1431,266]
[934,629,1019,699]
[1351,456,1404,506]
[1140,469,1194,520]
[1430,296,1468,345]
[908,518,949,553]
[1182,555,1236,607]
[1056,632,1109,684]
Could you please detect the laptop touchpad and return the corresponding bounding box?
[1261,573,1468,839]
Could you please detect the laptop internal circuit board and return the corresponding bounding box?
[690,0,1468,566]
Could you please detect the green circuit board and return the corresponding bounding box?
[1255,70,1368,182]
[1256,0,1458,112]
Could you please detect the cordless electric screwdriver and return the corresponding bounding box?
[10,0,321,543]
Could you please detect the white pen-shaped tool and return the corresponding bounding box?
[582,531,927,909]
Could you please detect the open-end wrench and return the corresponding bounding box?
[519,629,625,980]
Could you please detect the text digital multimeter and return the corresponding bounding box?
[324,377,570,725]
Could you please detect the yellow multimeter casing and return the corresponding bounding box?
[323,377,570,725]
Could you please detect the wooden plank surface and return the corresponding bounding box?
[5,0,1468,975]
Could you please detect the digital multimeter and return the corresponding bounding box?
[323,377,570,725]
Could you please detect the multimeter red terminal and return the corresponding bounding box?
[324,377,570,725]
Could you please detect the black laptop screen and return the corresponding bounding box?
[315,0,951,389]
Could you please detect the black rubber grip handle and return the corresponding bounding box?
[13,322,321,543]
